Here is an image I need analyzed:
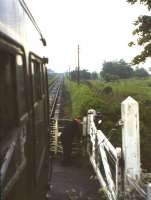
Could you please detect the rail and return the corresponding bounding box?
[86,109,121,200]
[49,78,63,118]
[47,76,63,198]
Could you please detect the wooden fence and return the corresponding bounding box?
[84,96,151,200]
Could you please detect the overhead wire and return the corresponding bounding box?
[18,0,46,45]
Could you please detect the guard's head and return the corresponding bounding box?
[96,112,102,119]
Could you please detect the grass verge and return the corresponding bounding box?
[65,77,151,170]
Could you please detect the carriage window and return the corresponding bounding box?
[31,60,42,102]
[16,55,26,117]
[35,62,41,98]
[0,52,17,127]
[31,62,36,102]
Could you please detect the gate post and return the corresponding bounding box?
[82,117,87,156]
[87,109,96,134]
[87,109,96,155]
[121,97,141,196]
[83,117,87,137]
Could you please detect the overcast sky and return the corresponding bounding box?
[25,0,148,72]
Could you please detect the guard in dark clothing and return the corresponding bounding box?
[94,112,102,129]
[60,119,80,165]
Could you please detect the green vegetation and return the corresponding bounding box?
[134,67,149,78]
[65,77,151,170]
[101,59,149,81]
[64,79,102,118]
[69,69,98,82]
[48,74,57,86]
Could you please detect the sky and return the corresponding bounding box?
[25,0,149,73]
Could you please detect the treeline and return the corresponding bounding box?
[68,59,149,82]
[69,69,98,81]
[101,59,149,81]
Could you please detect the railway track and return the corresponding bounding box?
[46,76,64,198]
[48,77,63,118]
[48,76,63,155]
[45,80,101,200]
[48,77,82,156]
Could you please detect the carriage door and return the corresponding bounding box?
[0,43,29,200]
[30,55,48,196]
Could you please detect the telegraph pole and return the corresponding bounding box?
[77,44,80,85]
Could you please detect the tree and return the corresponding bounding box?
[70,70,77,81]
[127,0,151,64]
[101,60,133,81]
[80,69,91,80]
[134,68,149,77]
[70,69,96,81]
[91,72,98,80]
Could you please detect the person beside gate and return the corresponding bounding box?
[60,118,81,165]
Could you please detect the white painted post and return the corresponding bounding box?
[87,109,96,135]
[83,117,87,137]
[82,117,87,156]
[121,96,141,181]
[87,109,96,156]
[147,183,151,200]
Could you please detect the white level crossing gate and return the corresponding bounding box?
[83,96,151,200]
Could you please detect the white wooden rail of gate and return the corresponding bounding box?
[84,96,151,200]
[86,109,121,200]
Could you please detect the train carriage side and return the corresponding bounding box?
[0,0,49,200]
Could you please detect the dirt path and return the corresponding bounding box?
[47,158,103,200]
